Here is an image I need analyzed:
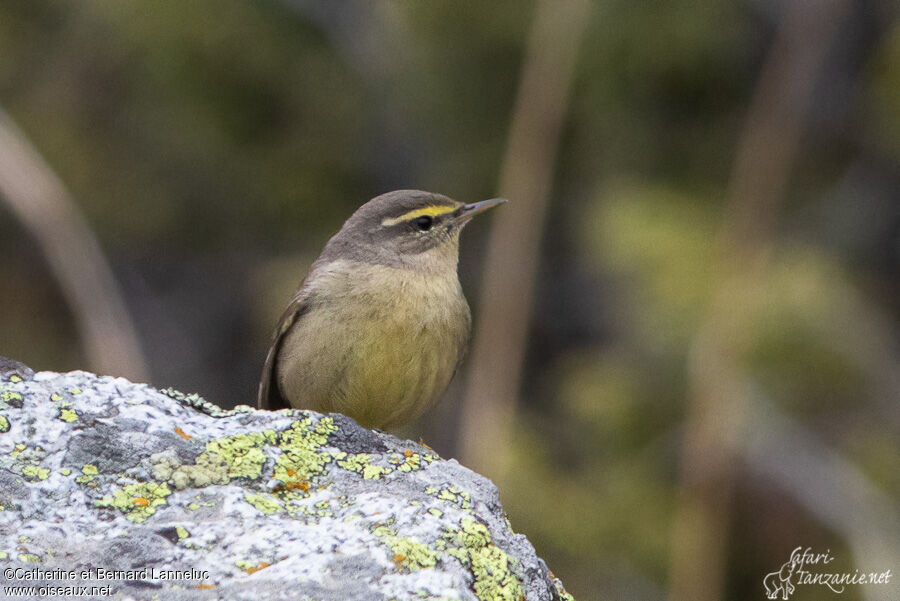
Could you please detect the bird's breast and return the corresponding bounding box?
[278,260,471,429]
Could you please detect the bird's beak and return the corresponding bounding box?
[458,198,507,223]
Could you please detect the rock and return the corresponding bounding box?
[0,359,574,601]
[0,357,32,381]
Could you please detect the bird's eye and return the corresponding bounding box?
[415,216,433,231]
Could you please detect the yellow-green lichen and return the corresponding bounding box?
[0,391,22,403]
[309,499,334,518]
[8,375,21,383]
[374,527,438,572]
[152,450,228,490]
[176,526,189,541]
[60,468,72,476]
[18,553,39,563]
[443,518,523,601]
[337,453,391,479]
[69,388,82,395]
[141,417,339,498]
[50,393,63,402]
[337,453,371,472]
[244,493,282,515]
[77,464,97,483]
[96,482,171,523]
[0,415,9,433]
[396,453,423,473]
[554,585,576,601]
[22,465,49,480]
[0,551,7,559]
[390,450,437,473]
[283,501,315,519]
[426,486,472,510]
[203,430,275,480]
[58,409,78,422]
[273,417,338,484]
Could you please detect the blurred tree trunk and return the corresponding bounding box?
[0,108,148,381]
[667,2,851,601]
[458,0,590,482]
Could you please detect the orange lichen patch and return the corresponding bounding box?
[132,497,149,507]
[174,426,193,440]
[245,561,270,575]
[285,468,296,477]
[197,583,216,590]
[417,439,434,451]
[393,554,406,565]
[403,449,413,458]
[272,479,310,493]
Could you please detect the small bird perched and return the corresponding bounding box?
[258,190,505,429]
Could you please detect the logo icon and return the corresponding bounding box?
[763,557,798,599]
[763,547,892,598]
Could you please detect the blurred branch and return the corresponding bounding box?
[0,108,148,381]
[667,2,851,601]
[458,0,590,481]
[739,385,900,601]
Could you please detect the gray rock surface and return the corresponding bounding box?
[0,359,574,601]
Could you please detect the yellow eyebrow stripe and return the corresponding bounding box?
[381,205,456,226]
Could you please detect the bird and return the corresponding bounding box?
[257,189,506,430]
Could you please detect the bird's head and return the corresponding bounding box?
[319,190,506,272]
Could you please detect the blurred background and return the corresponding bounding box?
[1,1,898,599]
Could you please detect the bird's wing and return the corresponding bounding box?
[257,290,312,410]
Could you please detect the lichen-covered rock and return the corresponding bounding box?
[0,359,574,601]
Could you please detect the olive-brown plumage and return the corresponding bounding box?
[257,190,505,429]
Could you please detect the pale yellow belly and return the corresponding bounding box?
[277,264,471,429]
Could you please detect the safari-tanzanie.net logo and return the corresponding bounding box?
[763,547,892,599]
